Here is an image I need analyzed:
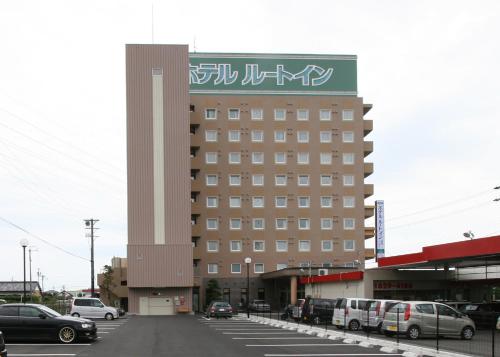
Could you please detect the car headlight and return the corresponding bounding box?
[81,323,92,329]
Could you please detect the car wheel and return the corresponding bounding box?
[348,319,360,331]
[461,326,474,340]
[406,325,420,340]
[377,323,383,334]
[71,313,80,318]
[58,326,76,344]
[105,313,114,320]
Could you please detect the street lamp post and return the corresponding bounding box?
[20,238,29,303]
[244,257,252,318]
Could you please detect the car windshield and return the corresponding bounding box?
[38,305,62,317]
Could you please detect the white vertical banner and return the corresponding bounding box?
[375,200,385,260]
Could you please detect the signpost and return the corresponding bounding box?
[375,200,385,260]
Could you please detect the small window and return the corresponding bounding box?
[252,174,264,186]
[253,241,265,252]
[252,152,264,164]
[321,240,333,251]
[228,108,240,120]
[298,218,310,230]
[205,130,218,142]
[343,196,355,208]
[298,240,311,252]
[252,218,265,230]
[297,152,309,165]
[343,153,355,165]
[342,131,354,143]
[319,109,331,121]
[254,263,265,273]
[276,263,288,270]
[230,240,242,252]
[320,153,332,165]
[343,175,355,186]
[321,218,333,230]
[297,131,309,143]
[229,196,241,208]
[207,240,219,252]
[320,196,332,208]
[416,304,435,314]
[229,152,241,164]
[275,218,287,230]
[274,108,286,121]
[275,196,287,208]
[206,218,218,230]
[231,263,241,274]
[344,218,355,230]
[0,306,18,316]
[298,175,310,186]
[342,109,354,121]
[274,130,286,142]
[252,196,264,208]
[276,240,288,252]
[206,174,218,186]
[275,152,287,164]
[206,196,218,208]
[320,175,332,186]
[229,174,241,186]
[228,130,241,142]
[230,218,242,230]
[344,240,355,251]
[251,130,264,142]
[251,108,263,120]
[205,152,218,164]
[275,175,287,186]
[298,196,310,208]
[320,131,332,143]
[297,109,309,121]
[205,108,217,120]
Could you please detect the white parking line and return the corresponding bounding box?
[216,328,285,331]
[96,327,115,330]
[97,331,110,334]
[223,332,298,335]
[233,337,320,340]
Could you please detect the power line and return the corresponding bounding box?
[0,216,89,262]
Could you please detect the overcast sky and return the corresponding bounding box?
[1,0,499,291]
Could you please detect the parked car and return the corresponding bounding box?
[0,331,6,357]
[382,301,475,340]
[361,299,399,332]
[301,298,337,325]
[249,300,270,312]
[206,301,233,318]
[292,299,306,321]
[333,298,374,330]
[70,298,119,320]
[0,303,97,343]
[460,303,500,329]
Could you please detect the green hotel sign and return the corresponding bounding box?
[189,53,357,96]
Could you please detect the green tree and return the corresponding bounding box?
[101,265,115,304]
[205,279,221,306]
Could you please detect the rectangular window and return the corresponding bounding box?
[276,240,288,252]
[319,109,331,121]
[342,109,354,121]
[274,130,286,142]
[206,196,218,208]
[298,196,310,208]
[228,130,241,142]
[275,196,287,208]
[323,262,333,268]
[342,131,354,143]
[275,218,287,230]
[231,263,242,274]
[298,175,310,186]
[229,174,241,186]
[320,131,332,143]
[254,263,264,273]
[253,241,265,252]
[206,218,218,230]
[274,108,286,121]
[206,174,218,186]
[320,196,332,208]
[321,240,333,252]
[251,108,263,120]
[205,152,217,164]
[229,196,241,208]
[228,108,240,120]
[343,175,355,186]
[251,130,264,142]
[207,240,219,252]
[320,175,332,186]
[297,131,309,143]
[252,174,264,186]
[252,152,264,164]
[277,263,288,270]
[205,108,216,120]
[230,240,242,252]
[343,153,355,165]
[320,153,332,165]
[297,152,309,164]
[298,240,311,252]
[321,218,333,230]
[343,196,355,208]
[252,218,265,230]
[275,152,286,164]
[344,218,355,230]
[298,218,310,230]
[229,152,241,164]
[230,218,242,230]
[344,240,355,251]
[208,263,218,274]
[275,175,287,186]
[205,130,217,142]
[252,196,264,208]
[297,109,309,121]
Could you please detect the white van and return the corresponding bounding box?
[361,300,399,332]
[332,298,373,330]
[70,297,119,320]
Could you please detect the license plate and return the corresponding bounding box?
[387,325,397,331]
[218,309,225,311]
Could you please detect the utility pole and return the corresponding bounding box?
[84,219,99,298]
[28,246,37,302]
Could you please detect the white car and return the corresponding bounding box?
[70,298,119,320]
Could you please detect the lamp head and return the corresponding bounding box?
[244,257,252,264]
[20,238,29,248]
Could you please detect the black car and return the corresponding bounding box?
[0,303,97,343]
[206,301,233,318]
[0,331,6,357]
[460,303,500,329]
[301,298,338,325]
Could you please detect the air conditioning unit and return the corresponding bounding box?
[318,269,328,276]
